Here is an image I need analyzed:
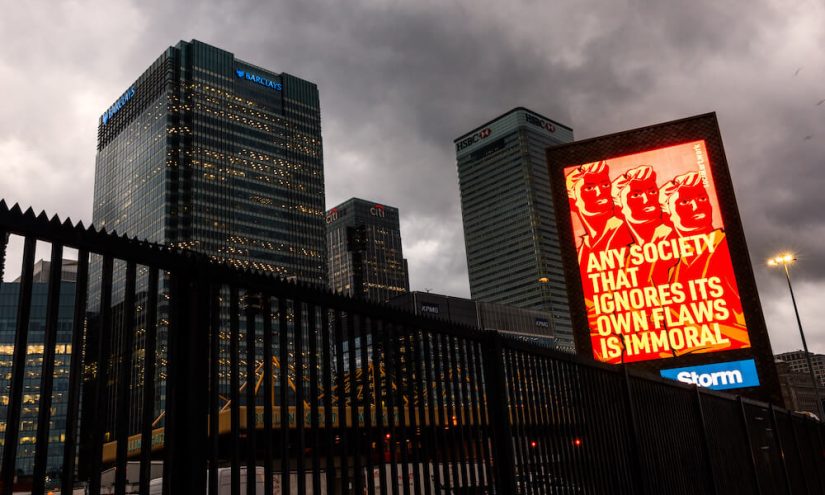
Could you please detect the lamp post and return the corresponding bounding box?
[768,254,825,419]
[537,276,559,347]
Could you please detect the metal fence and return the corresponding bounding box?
[0,200,823,495]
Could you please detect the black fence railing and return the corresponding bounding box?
[0,200,823,495]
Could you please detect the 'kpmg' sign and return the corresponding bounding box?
[236,69,282,91]
[101,86,136,125]
[660,359,759,391]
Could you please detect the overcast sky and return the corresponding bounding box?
[1,0,824,354]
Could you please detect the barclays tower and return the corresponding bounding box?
[93,39,326,281]
[89,40,327,447]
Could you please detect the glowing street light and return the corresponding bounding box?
[537,275,559,345]
[767,253,824,418]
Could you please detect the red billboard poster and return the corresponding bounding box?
[564,140,749,364]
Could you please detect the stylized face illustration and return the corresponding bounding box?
[574,172,613,216]
[620,177,660,224]
[670,183,712,232]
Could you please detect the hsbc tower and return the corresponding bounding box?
[455,107,575,348]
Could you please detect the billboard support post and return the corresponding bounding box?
[621,366,647,495]
[737,397,763,495]
[694,387,718,495]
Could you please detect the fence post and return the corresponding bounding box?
[482,332,517,494]
[808,417,825,493]
[0,236,35,495]
[767,404,793,495]
[164,268,210,494]
[0,230,7,281]
[738,396,763,495]
[788,412,810,494]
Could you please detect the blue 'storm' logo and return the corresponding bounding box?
[235,68,282,91]
[660,359,760,391]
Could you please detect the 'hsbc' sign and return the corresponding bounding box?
[525,113,556,133]
[456,128,492,152]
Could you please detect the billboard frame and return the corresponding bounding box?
[546,112,781,403]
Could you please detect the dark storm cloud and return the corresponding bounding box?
[1,0,823,352]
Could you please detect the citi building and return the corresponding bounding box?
[327,198,409,302]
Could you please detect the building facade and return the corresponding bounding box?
[0,260,77,477]
[93,39,326,283]
[389,291,564,349]
[454,108,574,345]
[327,198,409,302]
[775,350,825,387]
[14,260,78,284]
[89,40,326,442]
[775,360,824,417]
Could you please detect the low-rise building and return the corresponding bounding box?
[775,359,824,418]
[389,291,572,351]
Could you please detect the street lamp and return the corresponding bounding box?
[537,275,559,346]
[767,254,825,418]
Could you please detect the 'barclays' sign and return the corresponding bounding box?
[101,86,136,125]
[236,69,282,91]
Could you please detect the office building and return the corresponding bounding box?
[14,259,78,283]
[775,359,824,417]
[327,198,409,302]
[0,259,78,476]
[389,291,565,349]
[454,107,574,345]
[88,40,326,443]
[93,39,326,283]
[775,350,825,387]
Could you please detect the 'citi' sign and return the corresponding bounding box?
[370,204,385,217]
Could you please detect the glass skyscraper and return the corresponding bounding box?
[88,40,327,443]
[93,39,326,282]
[327,198,409,302]
[455,107,575,347]
[0,261,77,478]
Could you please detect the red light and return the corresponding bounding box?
[573,438,582,447]
[385,433,391,439]
[530,441,538,448]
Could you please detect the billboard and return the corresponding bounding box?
[564,140,747,364]
[547,113,781,403]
